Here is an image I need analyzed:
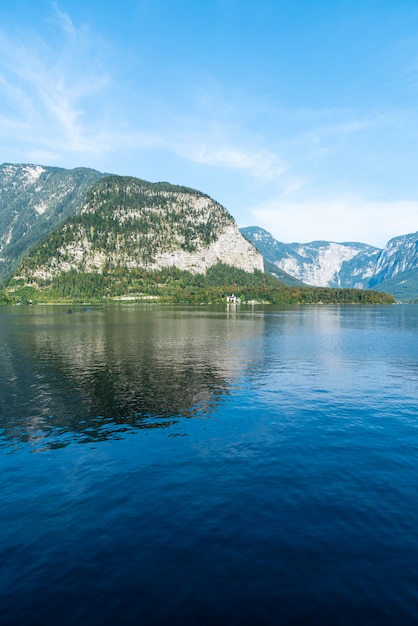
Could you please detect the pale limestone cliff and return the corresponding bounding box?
[21,179,264,280]
[154,224,264,273]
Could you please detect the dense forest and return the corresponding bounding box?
[0,263,396,305]
[13,175,238,277]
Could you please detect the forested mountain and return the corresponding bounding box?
[1,172,394,305]
[0,163,306,289]
[0,163,396,305]
[14,174,263,280]
[242,226,418,302]
[0,163,106,282]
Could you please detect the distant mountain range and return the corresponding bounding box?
[241,227,418,302]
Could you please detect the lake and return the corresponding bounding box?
[1,303,418,625]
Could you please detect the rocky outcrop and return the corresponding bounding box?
[242,225,418,301]
[154,225,264,274]
[0,163,105,282]
[16,175,264,282]
[369,232,418,286]
[241,227,380,288]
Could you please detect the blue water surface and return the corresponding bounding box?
[1,304,418,625]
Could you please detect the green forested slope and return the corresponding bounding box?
[2,262,395,305]
[0,164,106,282]
[18,175,235,274]
[0,168,396,306]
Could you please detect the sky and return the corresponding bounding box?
[1,0,418,247]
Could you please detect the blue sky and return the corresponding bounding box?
[1,0,418,247]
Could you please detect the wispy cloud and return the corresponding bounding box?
[0,2,405,231]
[182,144,287,182]
[0,5,110,159]
[274,110,383,159]
[0,8,289,184]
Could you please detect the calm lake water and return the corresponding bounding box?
[1,303,418,625]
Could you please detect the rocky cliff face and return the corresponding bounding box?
[369,233,418,286]
[152,224,263,274]
[242,226,418,301]
[0,163,105,282]
[4,163,414,300]
[17,175,263,282]
[241,227,380,288]
[274,241,380,288]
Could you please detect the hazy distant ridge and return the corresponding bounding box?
[242,226,418,301]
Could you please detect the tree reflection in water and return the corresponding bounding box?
[0,305,264,449]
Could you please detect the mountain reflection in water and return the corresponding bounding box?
[0,305,263,448]
[3,304,418,625]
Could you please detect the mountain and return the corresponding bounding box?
[3,173,394,305]
[15,175,263,281]
[0,164,396,305]
[262,260,307,287]
[369,232,418,284]
[0,163,106,283]
[366,233,418,302]
[242,226,418,301]
[241,227,380,289]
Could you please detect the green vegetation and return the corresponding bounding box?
[15,175,235,276]
[0,168,396,306]
[1,263,396,305]
[371,268,418,303]
[0,164,105,283]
